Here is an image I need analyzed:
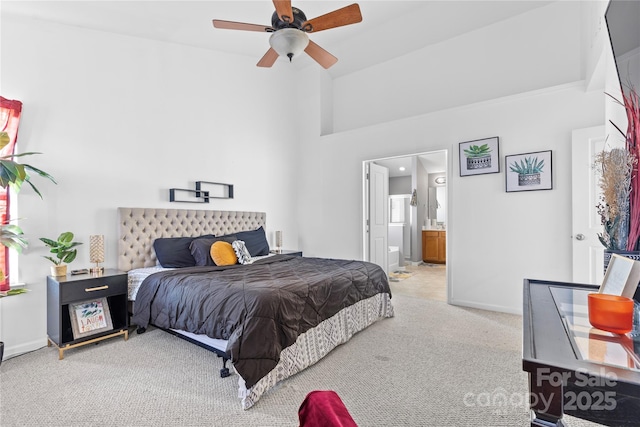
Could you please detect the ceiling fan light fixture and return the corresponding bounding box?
[269,28,309,61]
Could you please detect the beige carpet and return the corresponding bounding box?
[0,293,599,427]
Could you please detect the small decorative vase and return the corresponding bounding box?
[50,265,67,277]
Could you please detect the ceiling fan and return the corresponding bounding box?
[212,1,362,69]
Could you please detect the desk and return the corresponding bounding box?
[523,279,640,426]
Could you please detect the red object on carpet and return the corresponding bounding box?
[298,390,358,427]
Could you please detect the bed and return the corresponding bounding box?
[118,207,394,409]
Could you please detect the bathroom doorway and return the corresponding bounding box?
[363,149,448,302]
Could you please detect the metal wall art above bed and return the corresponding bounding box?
[118,207,393,410]
[169,181,234,203]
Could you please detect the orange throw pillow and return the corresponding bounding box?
[210,241,238,266]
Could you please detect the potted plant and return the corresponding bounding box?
[39,232,82,277]
[463,143,492,170]
[509,156,545,186]
[597,86,640,269]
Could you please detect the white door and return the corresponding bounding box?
[367,162,389,274]
[571,125,609,284]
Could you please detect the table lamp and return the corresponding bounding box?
[89,235,105,275]
[275,231,283,253]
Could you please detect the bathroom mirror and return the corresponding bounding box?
[436,187,446,225]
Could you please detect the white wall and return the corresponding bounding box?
[389,176,411,195]
[333,1,584,133]
[0,16,299,358]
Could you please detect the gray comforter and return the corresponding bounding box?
[132,255,391,388]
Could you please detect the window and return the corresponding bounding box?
[0,97,22,291]
[389,195,410,224]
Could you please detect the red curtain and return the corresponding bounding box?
[0,97,23,291]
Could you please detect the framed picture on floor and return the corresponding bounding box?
[505,150,552,192]
[459,137,500,177]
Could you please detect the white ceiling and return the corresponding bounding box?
[2,0,553,77]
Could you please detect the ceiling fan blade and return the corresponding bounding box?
[304,40,338,69]
[273,0,294,23]
[257,48,279,68]
[212,20,273,32]
[302,3,362,33]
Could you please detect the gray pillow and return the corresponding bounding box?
[234,227,270,257]
[153,235,214,268]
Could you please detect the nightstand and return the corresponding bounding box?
[271,249,303,257]
[46,269,129,359]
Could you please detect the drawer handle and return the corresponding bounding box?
[85,285,109,292]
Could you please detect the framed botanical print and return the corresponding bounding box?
[505,150,553,192]
[459,137,500,177]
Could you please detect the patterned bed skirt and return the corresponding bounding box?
[237,292,394,409]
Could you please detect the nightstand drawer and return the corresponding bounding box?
[59,274,127,303]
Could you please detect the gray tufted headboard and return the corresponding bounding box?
[117,207,266,271]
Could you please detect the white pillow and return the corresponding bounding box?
[232,240,253,265]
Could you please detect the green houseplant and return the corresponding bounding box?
[0,130,56,292]
[39,232,82,277]
[0,219,27,254]
[0,131,55,197]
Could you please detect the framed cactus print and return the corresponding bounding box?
[505,150,553,192]
[459,137,500,177]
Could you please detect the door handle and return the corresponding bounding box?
[575,234,585,241]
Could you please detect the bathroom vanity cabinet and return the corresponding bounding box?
[422,230,446,264]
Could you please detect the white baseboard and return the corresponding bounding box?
[448,298,522,316]
[2,337,47,361]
